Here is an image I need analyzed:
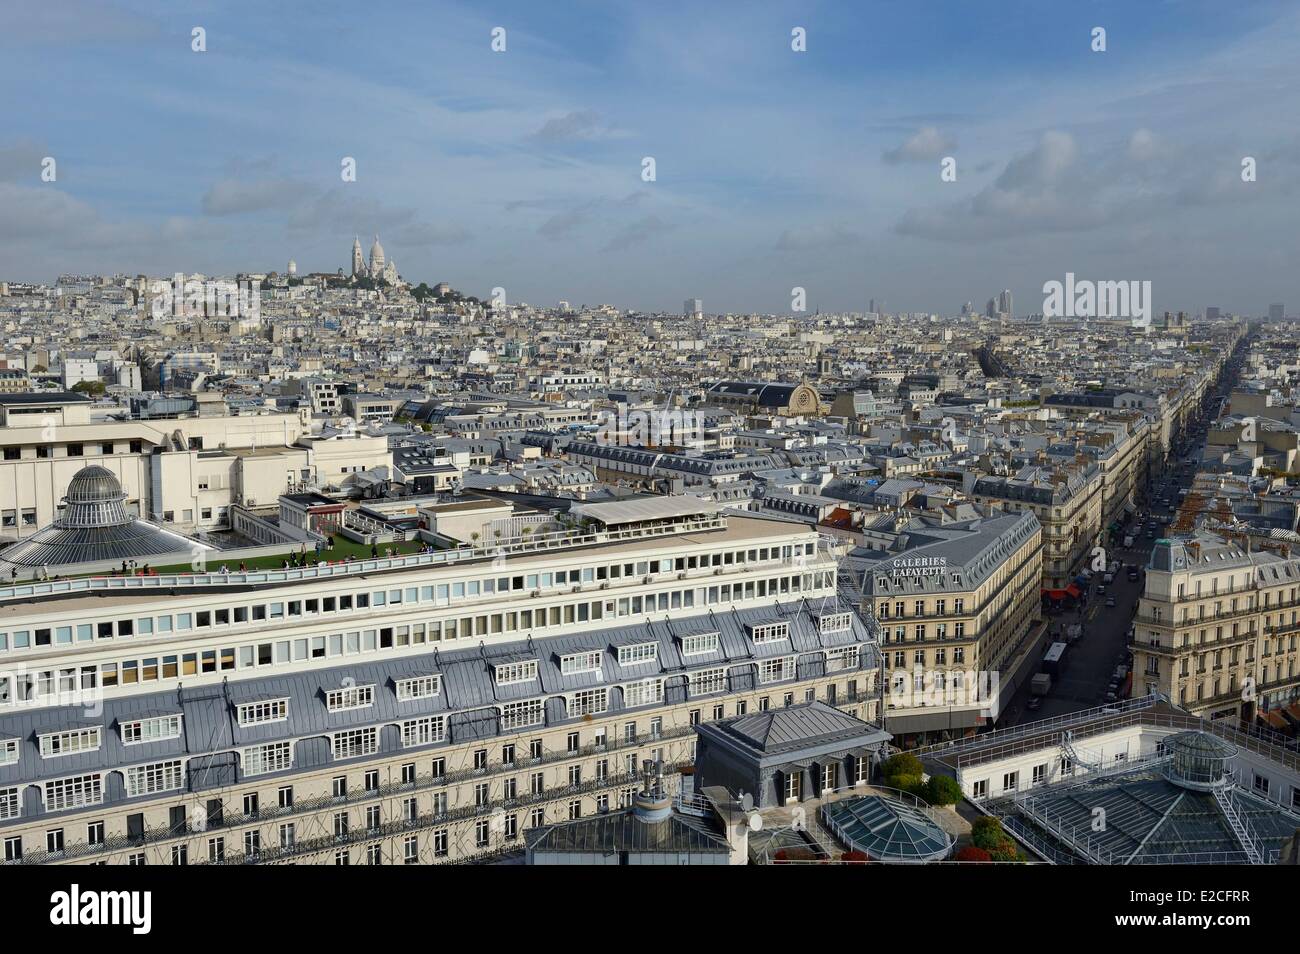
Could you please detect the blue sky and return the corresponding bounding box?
[1,0,1297,315]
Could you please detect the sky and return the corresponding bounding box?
[1,0,1297,316]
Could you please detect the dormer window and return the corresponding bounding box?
[616,642,658,666]
[749,621,789,644]
[326,684,375,712]
[681,632,720,656]
[495,660,538,686]
[817,612,852,634]
[396,675,441,701]
[39,727,101,758]
[238,698,289,726]
[121,714,183,745]
[560,650,602,676]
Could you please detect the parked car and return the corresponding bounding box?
[1105,597,1116,607]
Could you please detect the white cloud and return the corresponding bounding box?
[883,127,956,164]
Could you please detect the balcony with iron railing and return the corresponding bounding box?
[196,760,694,866]
[3,725,695,866]
[1135,603,1262,628]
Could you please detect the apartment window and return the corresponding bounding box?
[243,741,293,776]
[403,835,418,864]
[121,714,182,745]
[617,642,659,666]
[280,823,296,849]
[1002,771,1019,793]
[570,688,608,716]
[396,675,441,701]
[44,773,103,811]
[688,667,727,695]
[560,650,602,675]
[784,771,801,802]
[758,657,792,685]
[331,727,378,760]
[433,829,448,857]
[681,632,720,656]
[0,787,18,821]
[826,646,860,673]
[494,660,538,686]
[750,621,789,644]
[501,699,544,730]
[207,837,225,863]
[325,684,374,712]
[622,678,664,708]
[171,845,188,865]
[401,716,446,747]
[124,759,184,797]
[39,726,101,758]
[237,698,289,726]
[817,612,852,634]
[821,763,838,793]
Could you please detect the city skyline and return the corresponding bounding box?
[2,0,1298,315]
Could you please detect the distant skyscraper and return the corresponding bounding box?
[287,260,297,278]
[998,289,1013,318]
[1269,302,1284,321]
[1205,306,1220,321]
[684,298,702,317]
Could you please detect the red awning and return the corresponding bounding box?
[1065,583,1082,598]
[1042,588,1068,599]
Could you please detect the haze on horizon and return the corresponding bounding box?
[1,0,1297,316]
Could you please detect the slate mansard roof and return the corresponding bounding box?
[851,510,1040,596]
[0,599,880,823]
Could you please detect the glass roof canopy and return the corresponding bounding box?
[1011,758,1300,864]
[0,465,198,569]
[822,793,954,863]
